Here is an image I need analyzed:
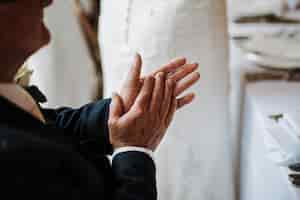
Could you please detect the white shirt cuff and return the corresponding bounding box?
[112,146,154,161]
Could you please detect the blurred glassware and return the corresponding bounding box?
[286,0,300,10]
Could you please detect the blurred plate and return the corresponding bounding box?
[237,33,300,69]
[234,14,300,24]
[245,51,300,69]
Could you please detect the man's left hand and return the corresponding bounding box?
[120,53,200,113]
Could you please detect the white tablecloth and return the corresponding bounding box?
[240,81,300,200]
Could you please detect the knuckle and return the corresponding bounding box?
[135,107,145,116]
[157,72,165,80]
[137,100,148,108]
[149,76,155,82]
[142,91,151,98]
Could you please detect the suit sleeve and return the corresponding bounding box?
[0,126,157,200]
[112,152,157,200]
[0,146,108,199]
[42,98,113,156]
[0,150,157,200]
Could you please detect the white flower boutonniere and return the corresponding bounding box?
[14,65,33,87]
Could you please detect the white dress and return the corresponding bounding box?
[99,0,234,199]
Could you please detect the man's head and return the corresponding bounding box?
[0,0,53,81]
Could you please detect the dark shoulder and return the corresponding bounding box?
[0,123,67,153]
[0,124,107,199]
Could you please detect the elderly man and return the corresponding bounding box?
[0,0,200,199]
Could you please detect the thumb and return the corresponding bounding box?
[126,53,142,85]
[110,93,124,119]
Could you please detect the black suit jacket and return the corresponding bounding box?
[0,93,157,199]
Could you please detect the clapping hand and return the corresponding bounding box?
[109,54,200,151]
[120,54,200,112]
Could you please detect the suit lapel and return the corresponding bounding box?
[0,96,73,147]
[0,96,45,129]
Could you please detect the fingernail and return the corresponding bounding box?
[150,76,155,81]
[135,52,139,58]
[156,72,164,78]
[133,53,138,63]
[132,52,139,64]
[180,57,187,62]
[173,57,186,62]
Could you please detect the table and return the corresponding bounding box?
[229,23,300,38]
[240,81,300,200]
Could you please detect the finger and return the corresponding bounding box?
[140,78,145,85]
[169,63,199,82]
[125,53,142,86]
[161,79,174,119]
[150,72,165,113]
[175,71,200,96]
[109,93,124,120]
[176,93,195,110]
[120,76,155,124]
[150,96,177,151]
[165,95,177,125]
[150,57,187,76]
[133,76,155,112]
[152,96,177,150]
[121,54,143,112]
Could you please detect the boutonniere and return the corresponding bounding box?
[14,64,33,87]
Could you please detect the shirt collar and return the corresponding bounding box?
[0,84,46,123]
